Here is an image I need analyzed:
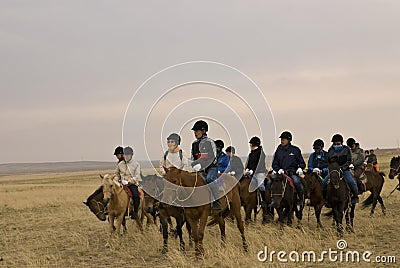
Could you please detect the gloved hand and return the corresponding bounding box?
[193,164,202,172]
[121,180,129,185]
[278,169,284,175]
[248,170,253,175]
[272,170,277,175]
[296,168,303,176]
[229,171,236,176]
[363,161,367,166]
[312,168,321,174]
[349,164,354,170]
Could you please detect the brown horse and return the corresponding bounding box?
[303,170,324,228]
[83,186,107,222]
[270,173,295,227]
[359,163,386,216]
[389,156,400,189]
[163,167,247,257]
[142,174,192,254]
[239,175,258,224]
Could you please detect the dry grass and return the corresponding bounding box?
[1,155,399,267]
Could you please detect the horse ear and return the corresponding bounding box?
[99,174,104,180]
[163,166,169,173]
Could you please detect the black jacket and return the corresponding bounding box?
[245,146,267,174]
[326,145,352,170]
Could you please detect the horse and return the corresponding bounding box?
[83,186,107,222]
[261,171,275,224]
[163,167,247,258]
[359,163,386,216]
[141,174,192,254]
[238,175,258,224]
[270,173,296,227]
[303,170,324,228]
[101,174,154,237]
[389,156,400,189]
[326,162,355,236]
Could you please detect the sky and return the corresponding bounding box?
[1,1,399,164]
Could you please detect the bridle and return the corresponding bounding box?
[271,174,288,198]
[390,162,400,176]
[328,169,343,188]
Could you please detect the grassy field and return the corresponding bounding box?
[1,154,399,267]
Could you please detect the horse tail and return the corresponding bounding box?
[323,209,333,217]
[361,193,374,209]
[207,207,231,226]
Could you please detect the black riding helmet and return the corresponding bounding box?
[167,133,181,145]
[215,139,224,149]
[331,134,344,143]
[346,137,356,147]
[313,139,324,149]
[249,136,261,146]
[279,131,292,141]
[225,146,235,154]
[114,146,124,155]
[191,120,208,131]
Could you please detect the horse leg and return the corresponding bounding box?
[186,217,199,256]
[232,196,248,252]
[196,209,209,258]
[185,221,193,248]
[215,215,226,246]
[109,215,115,237]
[160,213,169,254]
[336,207,344,237]
[368,190,378,217]
[244,205,251,224]
[115,215,124,236]
[315,204,323,229]
[377,195,386,215]
[174,213,185,252]
[122,216,127,233]
[345,208,353,233]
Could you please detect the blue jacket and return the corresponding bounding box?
[272,144,306,173]
[308,150,328,175]
[217,152,230,173]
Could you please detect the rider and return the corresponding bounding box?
[346,138,365,180]
[272,131,306,205]
[190,120,220,210]
[215,139,230,175]
[245,136,267,207]
[115,146,142,220]
[368,149,380,172]
[322,134,359,205]
[224,146,244,181]
[160,133,190,175]
[308,139,328,178]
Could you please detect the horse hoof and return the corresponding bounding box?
[105,242,110,248]
[161,248,168,255]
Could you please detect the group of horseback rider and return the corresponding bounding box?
[108,120,380,217]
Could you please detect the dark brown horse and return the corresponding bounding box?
[326,162,355,236]
[163,167,247,257]
[142,174,192,254]
[270,173,295,227]
[83,186,108,222]
[303,170,324,228]
[389,156,400,188]
[359,163,386,216]
[239,175,258,224]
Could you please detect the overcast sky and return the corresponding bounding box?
[1,1,399,164]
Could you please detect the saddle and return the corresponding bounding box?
[123,185,133,198]
[283,174,295,189]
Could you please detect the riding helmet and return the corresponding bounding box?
[346,138,356,147]
[114,146,124,155]
[191,120,208,131]
[331,134,344,143]
[313,139,324,149]
[225,146,235,154]
[123,146,134,155]
[167,133,181,145]
[279,131,292,141]
[215,139,224,149]
[249,136,261,146]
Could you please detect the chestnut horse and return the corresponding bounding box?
[163,167,247,257]
[142,174,192,254]
[359,163,386,216]
[239,175,258,224]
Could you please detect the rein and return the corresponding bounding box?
[271,175,288,198]
[174,171,198,203]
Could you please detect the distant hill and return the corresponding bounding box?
[1,148,398,176]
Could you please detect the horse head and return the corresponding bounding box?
[270,173,285,209]
[389,156,400,179]
[101,174,118,203]
[328,162,343,189]
[163,166,181,185]
[141,174,164,213]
